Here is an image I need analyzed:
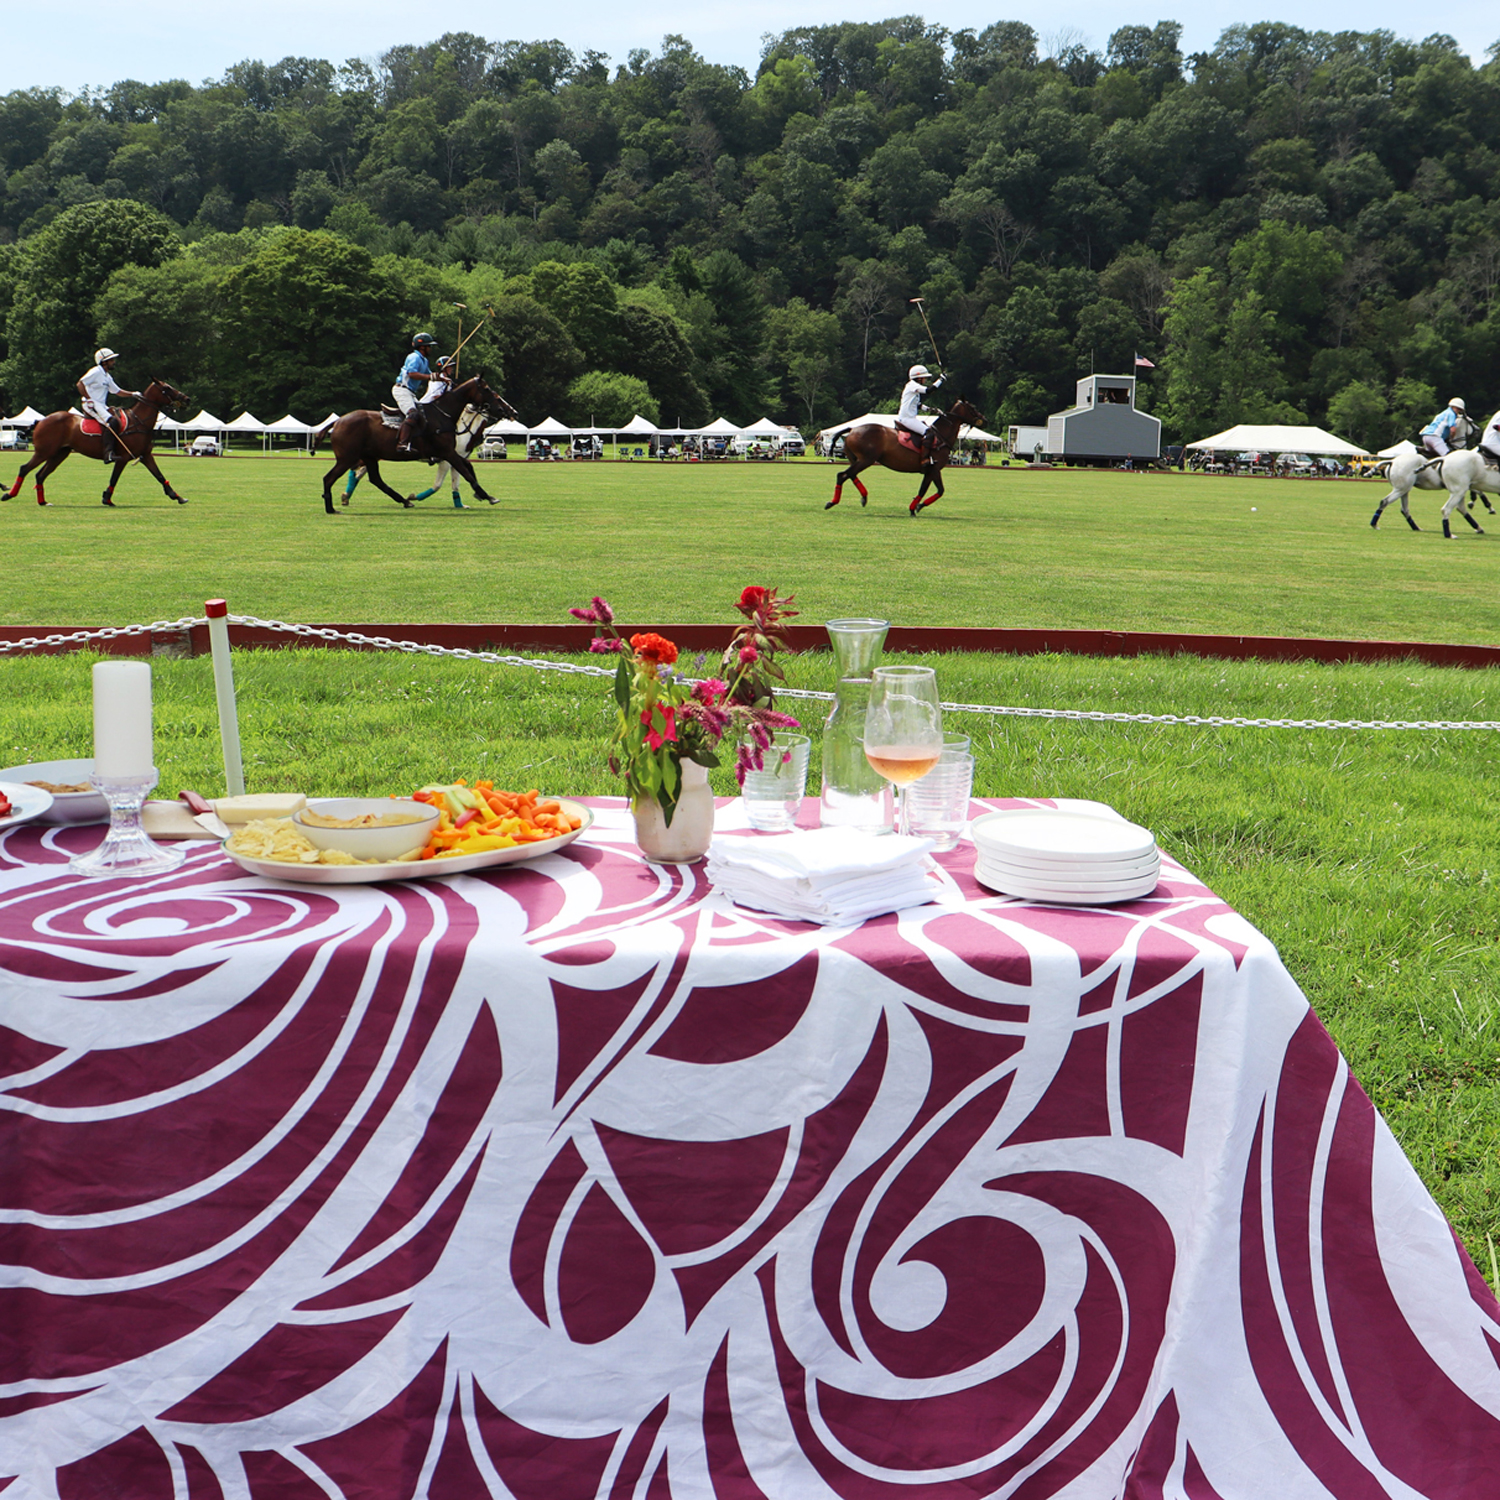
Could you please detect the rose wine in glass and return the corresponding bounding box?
[864,666,942,834]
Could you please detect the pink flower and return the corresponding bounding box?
[590,596,615,624]
[642,703,677,751]
[569,605,597,622]
[588,637,623,653]
[693,677,728,705]
[738,644,759,665]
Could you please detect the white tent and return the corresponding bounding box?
[1,406,45,426]
[315,412,341,432]
[1378,439,1418,459]
[484,418,529,437]
[1186,424,1369,456]
[690,417,743,437]
[739,416,792,439]
[178,410,225,433]
[528,416,573,437]
[224,411,266,433]
[264,414,313,434]
[617,413,659,436]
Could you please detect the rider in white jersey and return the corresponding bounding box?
[1479,409,1500,469]
[75,349,140,465]
[894,364,945,462]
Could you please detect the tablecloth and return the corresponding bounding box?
[2,798,1499,1499]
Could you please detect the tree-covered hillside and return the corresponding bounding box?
[2,19,1498,443]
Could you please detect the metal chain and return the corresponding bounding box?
[4,613,1496,733]
[0,617,204,655]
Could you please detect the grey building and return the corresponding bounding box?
[1045,376,1162,463]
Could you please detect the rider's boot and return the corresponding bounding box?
[396,414,418,454]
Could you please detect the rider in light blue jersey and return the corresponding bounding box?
[1420,397,1468,459]
[394,333,437,455]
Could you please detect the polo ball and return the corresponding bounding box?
[1251,507,1257,512]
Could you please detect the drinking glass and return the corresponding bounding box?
[863,666,943,836]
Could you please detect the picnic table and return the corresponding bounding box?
[4,797,1499,1496]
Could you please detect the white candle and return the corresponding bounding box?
[92,661,155,780]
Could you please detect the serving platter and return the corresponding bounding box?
[219,799,594,885]
[0,781,56,832]
[0,760,106,824]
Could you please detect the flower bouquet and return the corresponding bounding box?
[569,587,801,833]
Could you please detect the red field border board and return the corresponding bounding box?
[4,621,1500,671]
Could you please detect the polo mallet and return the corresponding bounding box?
[909,297,945,374]
[451,303,467,377]
[451,303,496,364]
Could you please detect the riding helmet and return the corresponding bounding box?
[1450,397,1467,410]
[95,348,119,364]
[908,364,932,380]
[412,333,436,350]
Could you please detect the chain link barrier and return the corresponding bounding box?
[3,614,1497,734]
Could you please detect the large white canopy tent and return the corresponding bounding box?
[528,416,572,437]
[1186,424,1369,456]
[178,410,226,433]
[0,406,46,426]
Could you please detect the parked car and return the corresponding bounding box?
[188,435,222,457]
[476,438,508,460]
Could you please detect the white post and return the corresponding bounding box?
[205,598,245,796]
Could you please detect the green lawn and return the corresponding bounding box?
[5,453,1500,1273]
[1,451,1494,644]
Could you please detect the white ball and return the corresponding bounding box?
[1251,507,1258,512]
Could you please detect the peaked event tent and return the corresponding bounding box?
[1,406,45,425]
[691,417,743,437]
[1186,424,1369,456]
[528,417,573,437]
[178,410,225,432]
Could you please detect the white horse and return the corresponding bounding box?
[1368,416,1494,534]
[342,403,496,509]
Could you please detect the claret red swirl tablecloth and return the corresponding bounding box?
[3,797,1500,1499]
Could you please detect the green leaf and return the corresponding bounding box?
[613,656,631,711]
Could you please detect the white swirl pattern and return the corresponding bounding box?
[1,802,1498,1498]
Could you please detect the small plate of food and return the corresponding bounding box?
[0,781,56,832]
[0,759,107,824]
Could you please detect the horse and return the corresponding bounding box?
[1368,415,1487,532]
[5,380,189,508]
[824,399,985,516]
[340,401,494,510]
[315,376,515,516]
[1369,436,1500,537]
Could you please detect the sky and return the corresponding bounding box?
[1,0,1495,97]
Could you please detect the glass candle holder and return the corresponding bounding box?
[69,770,186,878]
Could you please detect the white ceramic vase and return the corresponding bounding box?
[632,759,714,863]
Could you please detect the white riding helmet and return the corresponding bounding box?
[95,347,119,364]
[908,364,932,380]
[1449,397,1466,410]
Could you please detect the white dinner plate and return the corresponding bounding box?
[976,850,1162,882]
[974,861,1160,904]
[220,799,593,884]
[0,781,55,832]
[972,809,1156,864]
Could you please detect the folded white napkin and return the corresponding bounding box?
[707,828,940,925]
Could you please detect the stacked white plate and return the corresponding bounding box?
[971,806,1160,903]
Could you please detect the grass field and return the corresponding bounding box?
[5,452,1500,1272]
[2,451,1497,643]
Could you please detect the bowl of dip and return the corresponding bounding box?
[292,798,439,863]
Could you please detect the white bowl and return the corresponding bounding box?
[292,798,439,862]
[0,758,108,824]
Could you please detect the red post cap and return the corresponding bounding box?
[205,599,228,618]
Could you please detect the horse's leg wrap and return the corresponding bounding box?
[6,474,21,500]
[35,484,47,507]
[1369,511,1381,528]
[1404,511,1420,531]
[1464,507,1484,532]
[1443,518,1453,538]
[852,476,868,503]
[826,482,843,510]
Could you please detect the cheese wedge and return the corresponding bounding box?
[212,793,308,824]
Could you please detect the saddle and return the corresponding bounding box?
[894,428,924,454]
[80,417,107,436]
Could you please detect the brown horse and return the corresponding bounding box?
[315,376,515,515]
[6,380,189,508]
[825,398,985,516]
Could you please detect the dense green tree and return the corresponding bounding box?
[564,370,658,425]
[1,199,180,409]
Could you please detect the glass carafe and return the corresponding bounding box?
[819,618,895,831]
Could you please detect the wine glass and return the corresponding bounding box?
[863,665,943,835]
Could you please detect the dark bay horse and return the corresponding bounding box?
[825,398,985,516]
[6,380,189,507]
[315,377,515,515]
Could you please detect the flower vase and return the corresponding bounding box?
[632,760,714,863]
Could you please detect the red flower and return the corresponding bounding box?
[738,585,770,614]
[631,632,679,666]
[738,644,759,665]
[693,677,728,705]
[642,703,678,751]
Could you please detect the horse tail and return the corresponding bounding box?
[309,426,324,458]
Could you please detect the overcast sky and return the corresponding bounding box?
[2,0,1495,97]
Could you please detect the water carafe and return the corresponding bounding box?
[819,618,895,831]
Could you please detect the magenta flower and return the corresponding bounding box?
[693,677,728,705]
[588,637,624,654]
[591,596,615,624]
[738,644,759,665]
[642,703,678,751]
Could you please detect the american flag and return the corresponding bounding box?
[1134,353,1156,369]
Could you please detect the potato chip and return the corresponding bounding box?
[226,818,378,866]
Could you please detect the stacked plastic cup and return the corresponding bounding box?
[905,739,975,851]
